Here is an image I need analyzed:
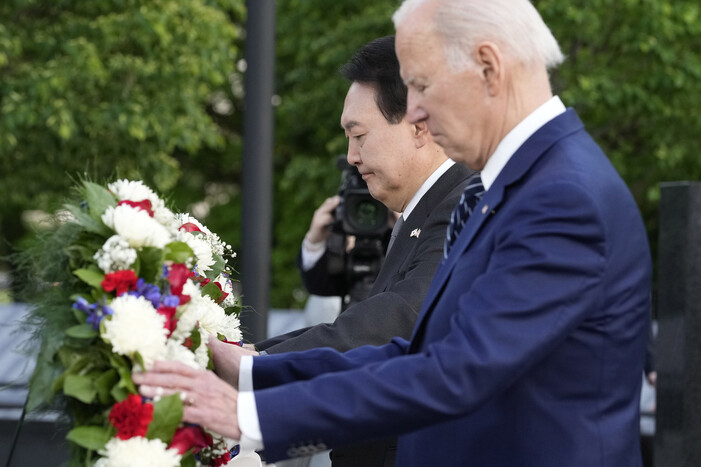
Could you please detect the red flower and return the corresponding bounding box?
[212,452,232,466]
[169,426,213,455]
[118,199,154,217]
[157,305,177,336]
[101,270,138,296]
[179,222,203,233]
[108,395,154,440]
[168,263,194,296]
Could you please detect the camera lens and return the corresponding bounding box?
[345,194,387,234]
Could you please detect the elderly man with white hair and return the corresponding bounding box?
[134,1,651,465]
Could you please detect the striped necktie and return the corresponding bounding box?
[444,175,484,258]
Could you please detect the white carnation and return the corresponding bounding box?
[93,235,138,273]
[103,295,168,369]
[176,231,215,274]
[95,437,181,467]
[174,281,241,343]
[164,340,200,369]
[108,179,162,208]
[102,205,173,249]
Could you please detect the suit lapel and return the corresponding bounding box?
[410,110,585,346]
[371,164,472,294]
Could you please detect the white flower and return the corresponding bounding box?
[175,213,212,235]
[176,213,227,257]
[94,235,138,273]
[108,179,161,206]
[108,179,178,231]
[176,231,215,274]
[164,340,200,369]
[95,437,181,467]
[102,205,173,249]
[103,295,168,369]
[173,281,241,343]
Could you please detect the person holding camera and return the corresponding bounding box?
[253,35,475,466]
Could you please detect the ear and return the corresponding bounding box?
[412,121,430,148]
[474,41,503,96]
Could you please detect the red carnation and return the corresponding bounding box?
[157,305,177,336]
[118,199,154,217]
[169,426,213,455]
[101,270,139,296]
[108,394,154,440]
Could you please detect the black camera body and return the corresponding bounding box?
[334,157,389,238]
[327,156,390,305]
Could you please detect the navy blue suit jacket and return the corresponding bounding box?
[251,109,652,466]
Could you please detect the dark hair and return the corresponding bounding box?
[340,35,407,124]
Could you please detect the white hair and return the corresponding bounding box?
[393,0,565,71]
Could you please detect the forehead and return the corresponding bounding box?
[340,82,383,128]
[396,18,444,81]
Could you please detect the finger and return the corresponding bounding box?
[132,371,198,392]
[149,360,201,376]
[139,384,179,400]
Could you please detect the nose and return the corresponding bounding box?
[406,91,428,124]
[346,139,361,166]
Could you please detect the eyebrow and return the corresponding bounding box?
[341,120,360,131]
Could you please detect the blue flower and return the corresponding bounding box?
[73,298,114,330]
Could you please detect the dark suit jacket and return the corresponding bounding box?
[256,163,473,466]
[256,163,473,355]
[250,109,652,466]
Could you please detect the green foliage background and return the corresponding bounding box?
[2,0,700,309]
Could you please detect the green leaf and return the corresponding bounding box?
[180,453,197,467]
[66,323,98,339]
[64,374,97,403]
[111,384,129,402]
[189,328,201,351]
[63,203,110,235]
[138,247,165,283]
[95,369,119,405]
[83,181,117,219]
[146,394,183,443]
[201,281,223,303]
[66,425,113,451]
[204,254,227,280]
[74,268,105,289]
[164,241,195,264]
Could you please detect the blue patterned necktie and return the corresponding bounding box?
[444,175,485,258]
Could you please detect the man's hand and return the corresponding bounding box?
[133,361,241,440]
[208,335,258,388]
[305,196,341,244]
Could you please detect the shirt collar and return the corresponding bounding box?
[480,96,566,191]
[402,158,455,220]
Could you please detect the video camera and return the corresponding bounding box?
[326,156,390,306]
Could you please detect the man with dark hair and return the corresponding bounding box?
[251,35,474,466]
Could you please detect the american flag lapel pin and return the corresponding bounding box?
[410,228,421,238]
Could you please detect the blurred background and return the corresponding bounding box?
[1,1,699,464]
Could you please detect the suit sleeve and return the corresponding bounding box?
[253,182,614,462]
[260,189,460,354]
[297,250,347,297]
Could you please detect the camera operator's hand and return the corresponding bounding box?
[306,196,341,244]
